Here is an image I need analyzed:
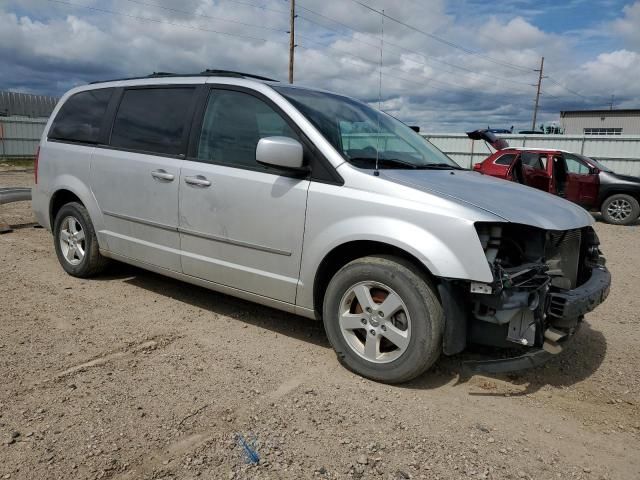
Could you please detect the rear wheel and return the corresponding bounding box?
[601,194,640,225]
[322,255,443,383]
[53,202,108,277]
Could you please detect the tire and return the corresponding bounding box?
[601,194,640,225]
[53,202,108,277]
[322,255,444,384]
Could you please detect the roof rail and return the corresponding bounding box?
[90,70,277,84]
[199,69,277,81]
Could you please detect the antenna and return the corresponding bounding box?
[374,9,384,176]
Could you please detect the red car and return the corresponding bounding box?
[468,130,640,225]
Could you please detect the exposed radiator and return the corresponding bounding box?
[546,229,582,289]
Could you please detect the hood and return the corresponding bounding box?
[466,129,509,151]
[380,169,594,231]
[604,171,640,184]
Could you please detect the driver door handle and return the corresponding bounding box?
[151,169,175,181]
[184,175,212,187]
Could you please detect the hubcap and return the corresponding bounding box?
[338,281,411,364]
[59,216,86,266]
[607,199,632,221]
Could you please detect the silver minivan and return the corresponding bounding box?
[32,70,610,383]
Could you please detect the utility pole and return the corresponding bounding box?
[609,95,615,110]
[531,56,544,131]
[288,0,295,84]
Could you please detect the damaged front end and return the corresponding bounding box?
[444,223,610,374]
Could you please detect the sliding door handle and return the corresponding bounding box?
[184,175,211,187]
[151,169,175,181]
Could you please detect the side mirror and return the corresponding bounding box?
[256,136,305,171]
[590,167,600,175]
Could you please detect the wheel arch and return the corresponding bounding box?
[48,177,107,250]
[598,187,640,210]
[312,240,439,320]
[50,188,84,228]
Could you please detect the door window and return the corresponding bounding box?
[110,87,194,155]
[197,90,298,168]
[48,88,113,144]
[520,152,546,170]
[564,155,590,174]
[494,153,515,166]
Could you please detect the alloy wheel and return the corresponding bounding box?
[338,281,411,364]
[607,198,633,222]
[59,216,86,266]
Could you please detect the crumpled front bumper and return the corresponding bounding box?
[463,264,611,375]
[547,266,610,321]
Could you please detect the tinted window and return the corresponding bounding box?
[110,88,194,155]
[564,155,590,174]
[494,153,515,166]
[48,89,112,143]
[197,90,298,168]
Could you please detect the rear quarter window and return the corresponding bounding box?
[48,88,113,144]
[494,153,515,166]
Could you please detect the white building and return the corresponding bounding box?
[560,109,640,136]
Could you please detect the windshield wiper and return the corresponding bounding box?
[414,163,464,170]
[348,157,418,169]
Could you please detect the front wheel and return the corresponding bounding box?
[601,194,640,225]
[322,255,444,384]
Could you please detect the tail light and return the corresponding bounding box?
[34,146,40,184]
[473,163,482,172]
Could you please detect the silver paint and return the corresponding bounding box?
[32,75,597,319]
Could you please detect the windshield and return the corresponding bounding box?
[274,86,461,170]
[576,153,613,173]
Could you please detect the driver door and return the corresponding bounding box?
[563,154,599,208]
[178,87,310,303]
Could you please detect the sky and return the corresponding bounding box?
[1,0,639,132]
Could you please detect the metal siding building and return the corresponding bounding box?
[560,109,640,135]
[0,90,58,159]
[0,90,58,118]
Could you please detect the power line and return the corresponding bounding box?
[347,0,536,73]
[298,13,534,88]
[295,2,604,107]
[48,0,597,117]
[212,0,289,16]
[45,0,289,46]
[296,38,525,101]
[121,0,288,33]
[545,75,597,100]
[297,14,382,50]
[294,0,536,87]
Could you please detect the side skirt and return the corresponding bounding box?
[100,249,317,320]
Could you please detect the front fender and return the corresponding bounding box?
[296,215,494,311]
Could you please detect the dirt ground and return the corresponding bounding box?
[1,169,638,480]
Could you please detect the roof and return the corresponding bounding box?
[561,109,640,116]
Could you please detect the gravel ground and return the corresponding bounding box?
[1,169,638,480]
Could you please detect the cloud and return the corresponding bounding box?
[611,1,640,48]
[0,0,638,131]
